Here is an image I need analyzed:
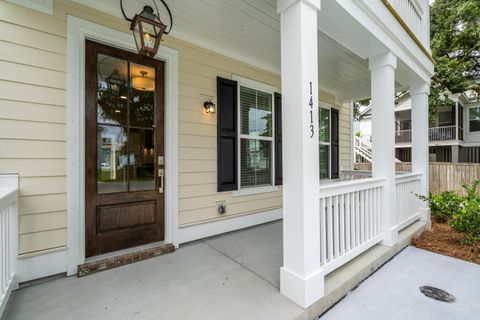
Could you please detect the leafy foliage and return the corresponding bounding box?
[430,0,480,118]
[448,199,480,244]
[417,180,480,243]
[417,191,464,223]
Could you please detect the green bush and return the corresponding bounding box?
[417,191,464,223]
[417,180,480,244]
[448,199,480,244]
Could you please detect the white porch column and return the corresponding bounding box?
[411,80,431,224]
[278,0,323,308]
[369,52,398,246]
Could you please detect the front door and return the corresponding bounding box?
[85,40,165,257]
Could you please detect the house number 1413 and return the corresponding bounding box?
[308,81,314,138]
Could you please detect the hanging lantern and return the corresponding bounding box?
[106,68,126,96]
[120,0,173,58]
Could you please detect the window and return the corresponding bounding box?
[438,110,454,126]
[469,106,480,132]
[399,120,411,130]
[319,107,330,180]
[239,85,275,189]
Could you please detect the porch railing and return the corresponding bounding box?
[339,170,372,181]
[0,175,18,318]
[319,178,385,274]
[394,129,412,143]
[389,0,424,41]
[395,173,422,230]
[395,125,460,143]
[429,125,457,141]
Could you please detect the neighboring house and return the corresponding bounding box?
[0,0,434,313]
[355,92,480,163]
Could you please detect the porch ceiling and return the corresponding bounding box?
[73,0,400,102]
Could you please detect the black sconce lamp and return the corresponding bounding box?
[204,100,216,115]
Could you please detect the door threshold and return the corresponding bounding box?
[78,242,175,277]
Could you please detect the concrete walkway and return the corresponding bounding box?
[321,246,480,320]
[5,220,476,320]
[4,221,305,320]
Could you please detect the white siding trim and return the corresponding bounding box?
[17,249,66,282]
[66,16,179,276]
[178,208,282,244]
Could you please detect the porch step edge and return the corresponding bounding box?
[77,243,175,277]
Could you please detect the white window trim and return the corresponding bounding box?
[232,75,279,196]
[319,102,332,181]
[468,104,480,133]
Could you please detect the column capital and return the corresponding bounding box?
[410,80,430,96]
[277,0,320,14]
[368,52,397,71]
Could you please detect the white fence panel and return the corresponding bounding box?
[395,173,422,230]
[319,178,385,274]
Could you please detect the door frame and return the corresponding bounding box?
[66,16,179,276]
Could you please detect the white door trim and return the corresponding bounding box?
[66,16,179,276]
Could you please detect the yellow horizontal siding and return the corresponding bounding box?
[0,119,66,141]
[0,41,66,72]
[0,140,66,159]
[0,60,66,89]
[19,211,67,234]
[0,2,69,256]
[0,99,66,124]
[19,177,66,196]
[18,228,67,254]
[20,194,67,215]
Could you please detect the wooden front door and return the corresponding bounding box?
[85,40,165,257]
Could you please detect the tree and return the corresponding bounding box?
[430,0,480,119]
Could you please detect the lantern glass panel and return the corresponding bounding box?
[141,21,157,50]
[97,54,128,126]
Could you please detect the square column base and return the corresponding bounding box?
[420,207,431,229]
[381,227,399,247]
[280,267,325,308]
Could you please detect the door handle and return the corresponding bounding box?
[158,168,164,194]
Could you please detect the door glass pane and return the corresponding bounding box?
[319,144,329,180]
[97,54,128,126]
[319,108,330,143]
[97,125,128,193]
[130,63,155,128]
[240,139,272,187]
[240,86,272,137]
[129,129,155,191]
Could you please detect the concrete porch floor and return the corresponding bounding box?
[4,220,428,320]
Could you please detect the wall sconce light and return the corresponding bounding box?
[120,0,173,57]
[204,100,216,114]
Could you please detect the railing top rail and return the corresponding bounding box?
[429,125,456,130]
[395,172,422,183]
[319,177,386,198]
[340,170,372,175]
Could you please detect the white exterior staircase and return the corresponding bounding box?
[354,136,373,163]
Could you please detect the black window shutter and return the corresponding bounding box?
[331,108,340,179]
[217,77,238,191]
[274,92,283,185]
